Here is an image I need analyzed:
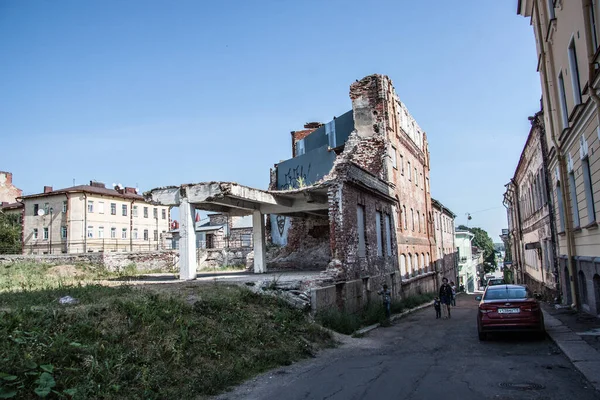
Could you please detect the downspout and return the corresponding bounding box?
[440,205,445,289]
[130,200,135,252]
[533,2,579,308]
[65,193,70,253]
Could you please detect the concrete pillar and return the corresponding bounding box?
[179,197,197,280]
[252,210,266,273]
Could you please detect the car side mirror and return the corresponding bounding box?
[475,296,482,301]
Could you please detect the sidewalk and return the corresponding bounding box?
[542,303,600,392]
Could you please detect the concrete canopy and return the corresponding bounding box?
[145,181,329,216]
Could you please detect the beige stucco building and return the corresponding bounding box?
[431,198,457,284]
[518,0,600,312]
[19,181,170,254]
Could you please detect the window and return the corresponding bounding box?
[133,206,138,217]
[88,201,94,213]
[403,205,407,230]
[33,228,38,239]
[376,211,383,257]
[122,204,128,216]
[111,203,116,215]
[144,207,148,218]
[414,168,418,186]
[390,146,397,169]
[98,226,104,238]
[583,156,596,224]
[546,0,555,20]
[385,214,392,256]
[296,139,305,156]
[110,227,116,238]
[62,201,68,213]
[420,173,423,189]
[400,154,404,175]
[162,209,166,219]
[590,2,599,52]
[98,201,104,214]
[326,120,337,148]
[133,228,138,239]
[122,228,127,239]
[568,39,582,105]
[87,226,93,238]
[400,254,406,276]
[153,230,158,241]
[357,205,366,257]
[408,162,412,181]
[153,208,158,218]
[569,171,580,228]
[61,226,67,239]
[44,203,49,214]
[417,211,421,232]
[143,229,149,241]
[426,178,429,193]
[411,208,415,231]
[558,72,569,129]
[43,227,48,240]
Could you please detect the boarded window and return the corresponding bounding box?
[376,211,383,257]
[357,205,366,257]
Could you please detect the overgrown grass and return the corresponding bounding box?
[0,283,334,399]
[316,292,436,335]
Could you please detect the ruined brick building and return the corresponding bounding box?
[268,74,456,303]
[146,74,455,310]
[0,171,22,205]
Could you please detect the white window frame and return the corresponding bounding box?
[568,38,583,106]
[143,229,149,241]
[133,206,138,217]
[33,228,38,239]
[390,146,397,169]
[43,227,48,240]
[558,72,569,129]
[98,226,104,239]
[122,204,128,216]
[98,201,105,214]
[87,226,94,238]
[133,228,138,239]
[110,227,116,239]
[122,228,127,239]
[110,203,117,215]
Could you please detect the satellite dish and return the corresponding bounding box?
[37,209,45,216]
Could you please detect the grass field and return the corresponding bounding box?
[0,262,334,399]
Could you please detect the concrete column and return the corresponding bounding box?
[179,197,197,280]
[252,210,266,273]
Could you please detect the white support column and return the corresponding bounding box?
[252,210,266,274]
[179,197,197,280]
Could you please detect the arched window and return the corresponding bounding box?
[417,211,421,232]
[407,253,412,276]
[413,254,419,276]
[420,253,425,273]
[400,254,406,277]
[403,205,407,230]
[425,253,430,272]
[411,209,415,231]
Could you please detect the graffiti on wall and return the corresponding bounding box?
[276,215,286,236]
[283,164,311,189]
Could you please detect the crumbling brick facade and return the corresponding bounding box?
[0,171,22,205]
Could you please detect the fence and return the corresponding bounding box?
[16,239,172,255]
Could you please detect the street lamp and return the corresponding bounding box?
[49,207,53,254]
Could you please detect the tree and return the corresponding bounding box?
[457,225,496,273]
[0,212,22,254]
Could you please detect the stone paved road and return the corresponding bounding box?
[215,294,600,400]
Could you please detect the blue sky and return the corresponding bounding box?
[0,0,540,240]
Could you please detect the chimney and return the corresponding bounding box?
[304,122,323,129]
[125,187,137,194]
[43,186,53,194]
[89,181,106,188]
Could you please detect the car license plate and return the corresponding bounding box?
[498,308,520,314]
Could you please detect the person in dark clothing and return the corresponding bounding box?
[439,277,453,319]
[378,284,392,320]
[433,297,441,319]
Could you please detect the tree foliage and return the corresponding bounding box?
[0,212,22,254]
[457,225,496,273]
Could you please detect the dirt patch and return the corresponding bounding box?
[47,265,87,278]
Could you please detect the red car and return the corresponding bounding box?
[476,284,545,341]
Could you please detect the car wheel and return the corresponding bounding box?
[478,331,487,341]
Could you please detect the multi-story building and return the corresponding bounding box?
[518,1,600,312]
[431,198,457,284]
[455,229,476,293]
[19,181,170,254]
[0,171,22,205]
[504,112,559,300]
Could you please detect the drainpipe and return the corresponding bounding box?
[533,2,579,308]
[130,200,135,252]
[65,193,70,253]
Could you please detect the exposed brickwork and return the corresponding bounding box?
[0,171,22,205]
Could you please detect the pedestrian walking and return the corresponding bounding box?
[433,297,441,319]
[439,278,453,319]
[378,284,392,320]
[450,281,457,307]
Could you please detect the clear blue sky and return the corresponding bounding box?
[0,0,540,240]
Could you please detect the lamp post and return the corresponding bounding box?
[49,207,53,254]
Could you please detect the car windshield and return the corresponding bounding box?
[484,287,528,300]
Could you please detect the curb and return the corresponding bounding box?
[542,309,600,392]
[354,300,434,336]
